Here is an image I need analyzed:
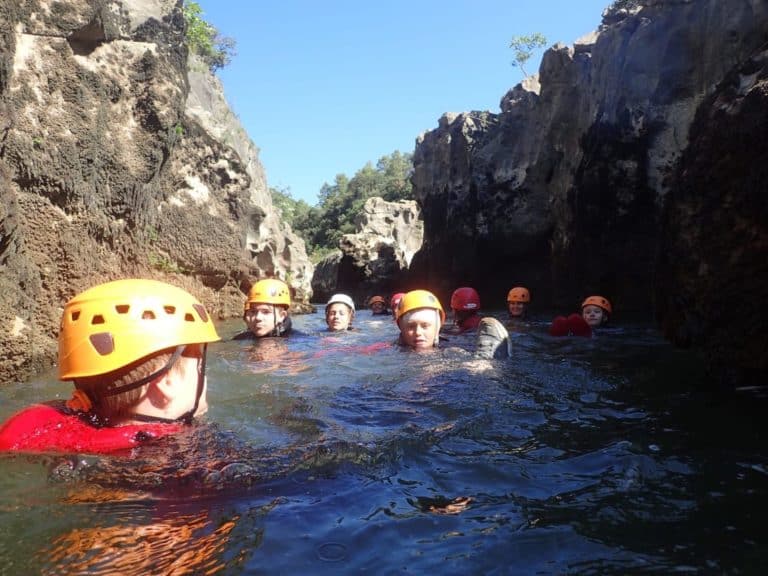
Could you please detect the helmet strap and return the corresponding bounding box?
[101,346,186,399]
[171,343,207,425]
[272,307,279,336]
[98,344,208,426]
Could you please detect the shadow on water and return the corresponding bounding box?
[0,310,766,574]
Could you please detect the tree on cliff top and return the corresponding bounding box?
[183,2,236,72]
[272,151,414,262]
[509,33,547,78]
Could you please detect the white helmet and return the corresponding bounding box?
[325,293,355,312]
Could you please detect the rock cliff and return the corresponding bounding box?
[0,0,312,384]
[409,0,768,386]
[312,197,423,305]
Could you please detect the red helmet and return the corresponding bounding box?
[390,292,406,310]
[450,287,480,311]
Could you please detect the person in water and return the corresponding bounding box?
[506,286,531,321]
[394,288,512,358]
[390,292,405,319]
[445,286,482,334]
[325,293,355,331]
[369,295,388,316]
[394,289,445,350]
[234,278,293,339]
[0,279,220,454]
[549,295,612,337]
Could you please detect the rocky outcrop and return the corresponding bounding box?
[184,58,313,306]
[409,0,768,386]
[0,0,312,384]
[312,197,423,304]
[656,49,768,386]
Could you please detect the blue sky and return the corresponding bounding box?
[195,1,610,205]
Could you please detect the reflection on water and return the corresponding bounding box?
[1,310,766,574]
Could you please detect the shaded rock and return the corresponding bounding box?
[311,250,343,304]
[656,48,768,386]
[409,0,768,385]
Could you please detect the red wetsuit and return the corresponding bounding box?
[549,313,593,338]
[0,403,183,455]
[457,314,482,333]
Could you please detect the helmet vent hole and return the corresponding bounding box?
[115,305,129,314]
[91,314,105,325]
[142,310,156,320]
[71,311,81,321]
[185,313,195,322]
[193,303,209,322]
[89,333,114,356]
[164,306,176,315]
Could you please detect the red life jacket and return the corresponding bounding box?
[0,403,183,455]
[457,314,482,333]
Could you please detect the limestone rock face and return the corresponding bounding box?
[312,197,423,304]
[409,0,768,385]
[0,0,312,384]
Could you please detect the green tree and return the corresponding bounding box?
[377,151,413,202]
[183,2,236,72]
[509,33,547,78]
[274,151,414,261]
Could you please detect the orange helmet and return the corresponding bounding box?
[506,287,530,303]
[395,290,446,324]
[581,295,612,314]
[369,295,386,307]
[59,279,220,380]
[244,279,291,310]
[450,287,480,311]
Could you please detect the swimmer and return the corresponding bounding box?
[394,290,445,350]
[325,293,355,331]
[234,278,294,339]
[506,286,531,322]
[390,292,406,319]
[0,279,220,454]
[550,295,612,337]
[394,289,511,359]
[368,295,389,316]
[445,287,482,334]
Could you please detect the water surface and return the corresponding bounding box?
[1,310,765,574]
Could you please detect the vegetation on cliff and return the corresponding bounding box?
[509,33,547,78]
[183,1,236,72]
[272,151,413,261]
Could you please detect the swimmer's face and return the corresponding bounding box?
[172,344,208,418]
[582,305,607,327]
[371,301,386,314]
[326,303,353,331]
[244,303,288,337]
[399,308,440,350]
[507,301,526,318]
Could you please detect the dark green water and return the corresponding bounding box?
[0,311,765,574]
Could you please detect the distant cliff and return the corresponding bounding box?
[410,0,768,386]
[312,197,423,304]
[0,0,312,383]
